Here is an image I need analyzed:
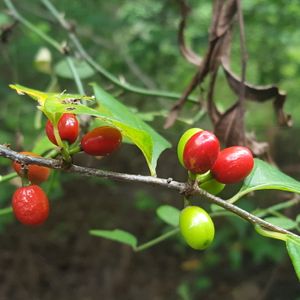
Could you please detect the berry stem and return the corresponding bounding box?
[53,122,71,162]
[69,145,82,155]
[21,176,30,187]
[135,228,180,252]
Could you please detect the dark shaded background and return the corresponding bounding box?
[1,0,300,299]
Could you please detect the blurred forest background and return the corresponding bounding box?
[0,0,300,299]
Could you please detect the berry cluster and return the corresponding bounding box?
[177,128,254,250]
[11,113,122,226]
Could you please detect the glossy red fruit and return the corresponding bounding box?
[177,128,202,167]
[12,185,49,226]
[81,126,122,156]
[46,113,79,145]
[183,130,220,174]
[211,146,254,184]
[12,151,50,184]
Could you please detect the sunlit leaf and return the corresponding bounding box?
[92,83,171,175]
[10,84,171,175]
[10,84,93,106]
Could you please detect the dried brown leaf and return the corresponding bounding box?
[222,60,292,127]
[165,0,237,129]
[214,102,246,146]
[178,0,202,66]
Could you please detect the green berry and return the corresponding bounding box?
[199,178,225,195]
[179,206,215,250]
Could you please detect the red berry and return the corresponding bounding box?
[81,126,122,156]
[177,128,202,167]
[12,151,50,184]
[12,185,49,226]
[211,146,254,184]
[183,130,220,174]
[46,113,79,145]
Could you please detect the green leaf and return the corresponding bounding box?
[55,58,95,79]
[43,96,155,173]
[232,159,300,202]
[10,84,93,106]
[264,217,297,230]
[89,229,137,249]
[92,83,171,175]
[10,84,171,175]
[156,205,180,227]
[210,204,224,213]
[286,235,300,281]
[31,135,55,155]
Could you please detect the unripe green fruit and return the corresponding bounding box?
[177,128,202,167]
[199,178,225,195]
[188,171,224,195]
[189,170,212,182]
[179,206,215,250]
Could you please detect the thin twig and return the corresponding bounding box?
[39,0,198,103]
[3,0,61,52]
[4,0,198,102]
[0,144,299,239]
[4,0,85,98]
[236,0,247,144]
[65,56,85,95]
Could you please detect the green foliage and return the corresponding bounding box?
[55,58,95,79]
[93,84,171,175]
[286,236,300,281]
[156,205,180,227]
[89,229,137,249]
[31,135,56,155]
[9,83,171,175]
[264,217,297,231]
[230,159,300,202]
[134,190,157,211]
[1,0,300,290]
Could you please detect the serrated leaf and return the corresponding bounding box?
[55,58,95,79]
[286,235,300,281]
[233,159,300,201]
[92,83,171,175]
[156,205,180,227]
[89,229,137,249]
[264,217,297,230]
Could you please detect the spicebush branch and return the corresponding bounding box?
[0,144,298,239]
